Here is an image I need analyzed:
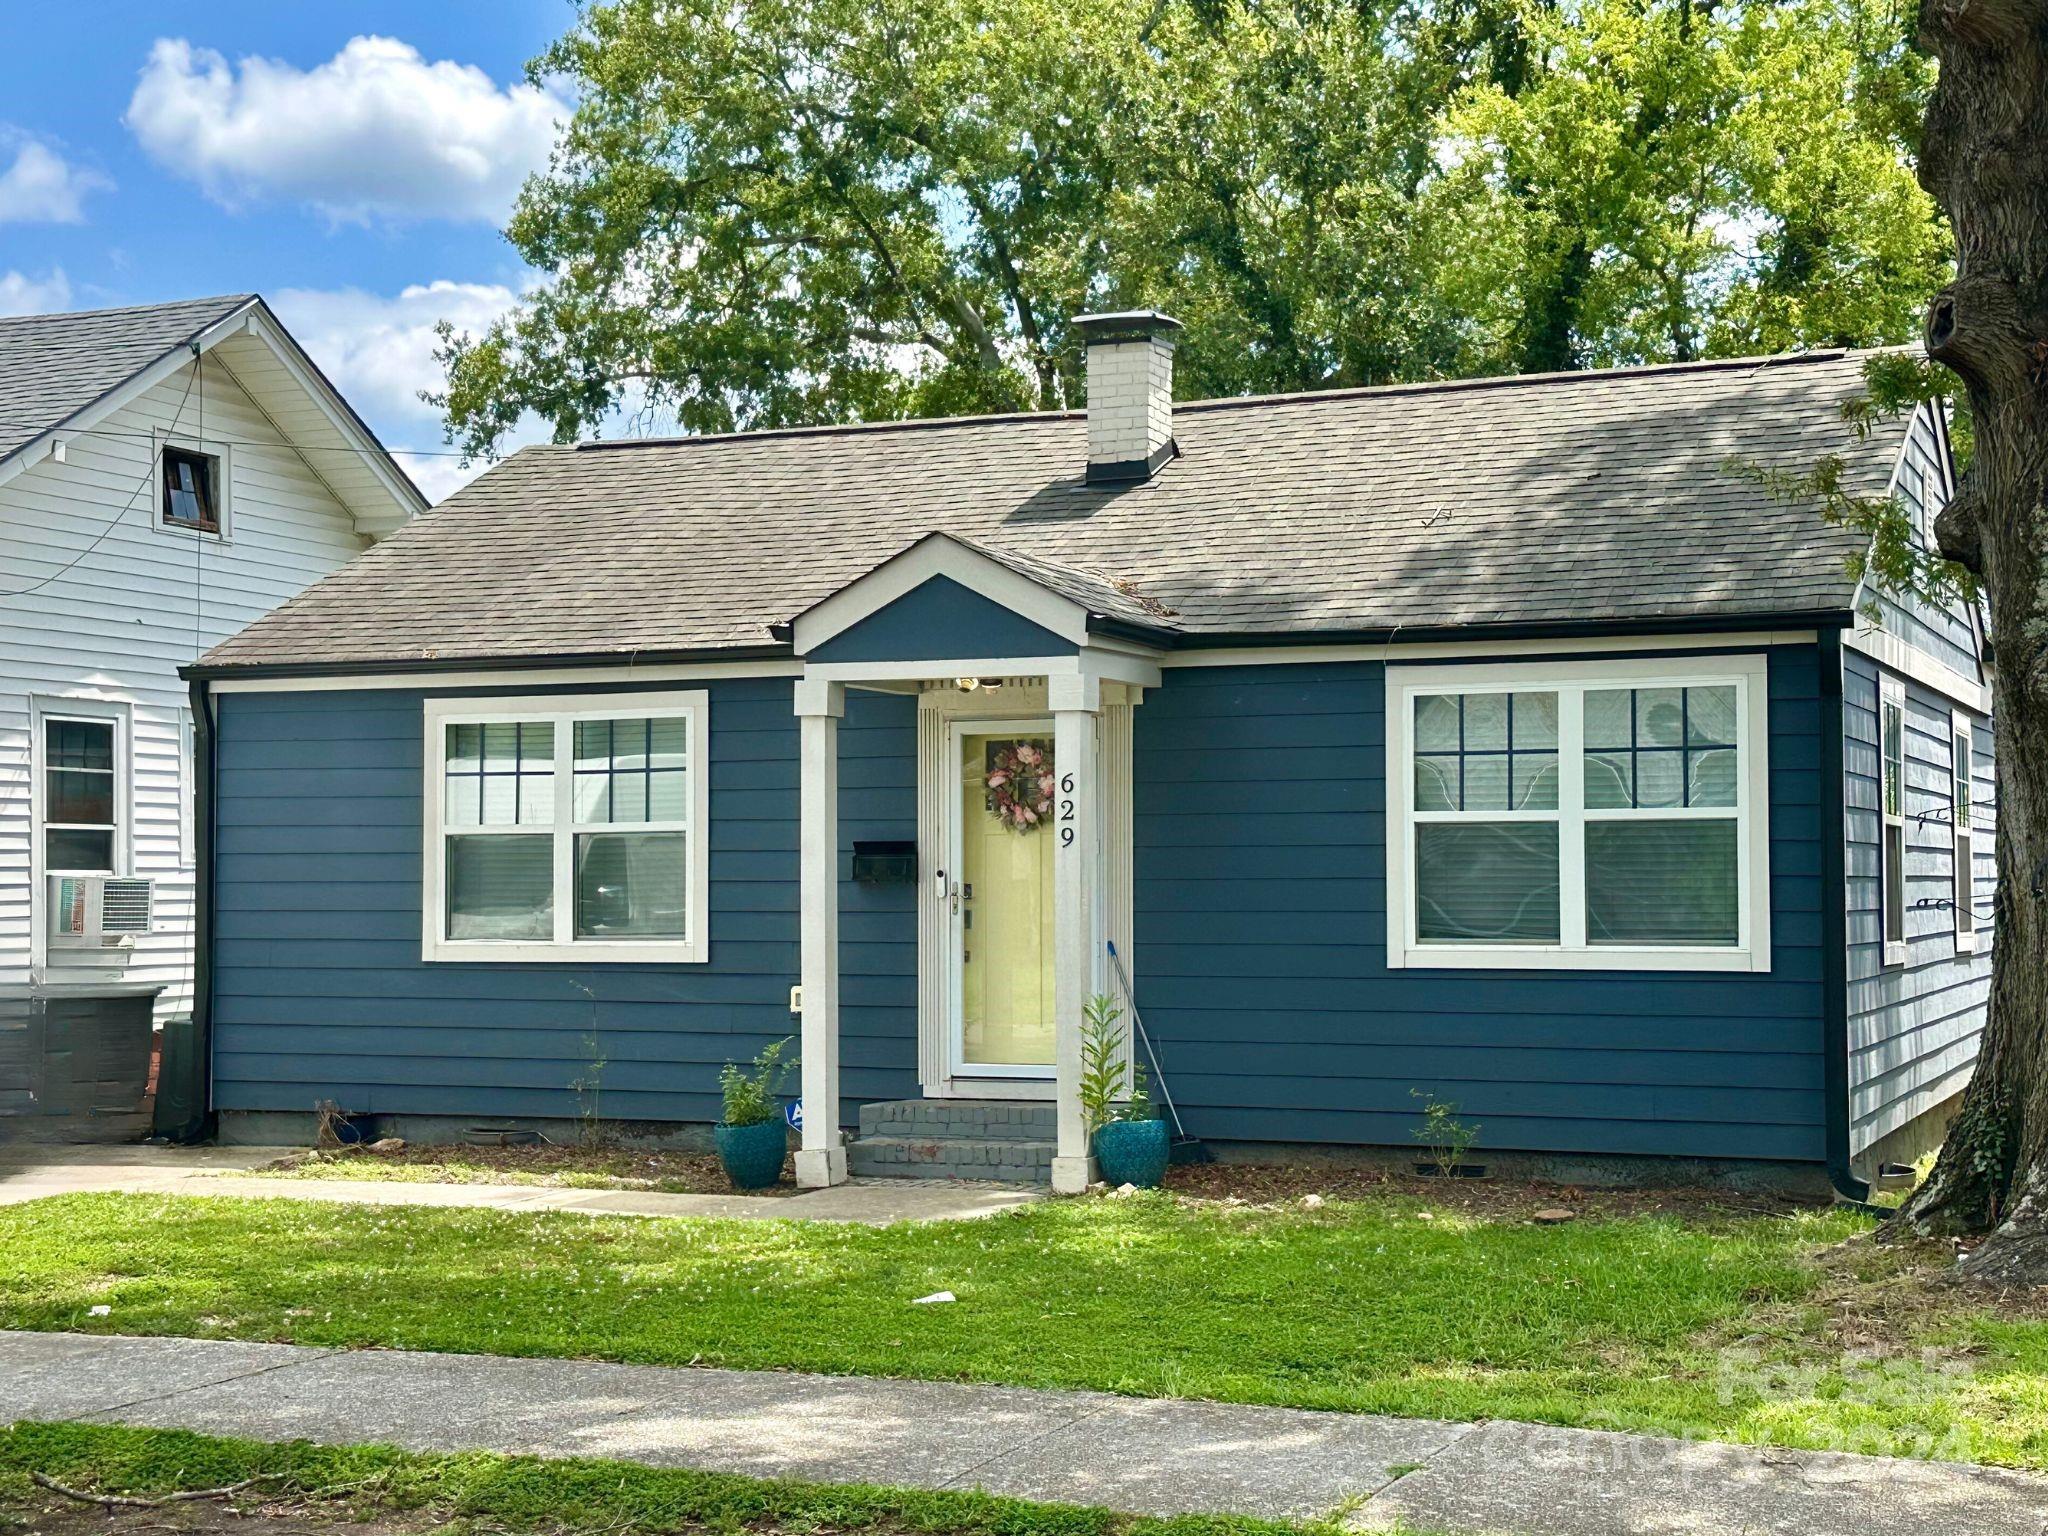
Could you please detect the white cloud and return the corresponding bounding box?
[126,36,567,224]
[0,135,111,224]
[269,279,548,503]
[0,268,73,317]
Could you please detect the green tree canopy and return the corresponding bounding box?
[438,0,1949,459]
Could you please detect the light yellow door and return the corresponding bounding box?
[956,727,1056,1072]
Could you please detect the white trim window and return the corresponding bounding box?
[1880,674,1908,967]
[421,691,710,963]
[37,707,128,876]
[1952,708,1978,955]
[1387,656,1771,972]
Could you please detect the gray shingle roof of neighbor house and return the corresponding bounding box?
[196,348,1905,672]
[0,294,257,464]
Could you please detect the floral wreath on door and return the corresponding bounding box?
[985,740,1055,832]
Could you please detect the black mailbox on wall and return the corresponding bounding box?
[851,840,918,885]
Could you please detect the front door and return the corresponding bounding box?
[947,721,1057,1078]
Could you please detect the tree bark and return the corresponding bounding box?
[1884,0,2048,1281]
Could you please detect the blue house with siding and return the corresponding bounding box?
[183,313,1993,1197]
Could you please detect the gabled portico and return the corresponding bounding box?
[786,534,1164,1193]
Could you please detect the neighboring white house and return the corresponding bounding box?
[0,294,424,1137]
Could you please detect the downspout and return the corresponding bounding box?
[170,676,219,1144]
[1818,630,1874,1206]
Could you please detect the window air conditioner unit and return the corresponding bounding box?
[49,875,153,949]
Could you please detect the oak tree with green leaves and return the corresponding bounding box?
[436,0,1947,457]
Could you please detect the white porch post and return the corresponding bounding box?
[794,677,847,1188]
[1050,672,1103,1193]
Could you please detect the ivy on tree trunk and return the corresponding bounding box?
[1884,0,2048,1282]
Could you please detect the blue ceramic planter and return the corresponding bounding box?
[715,1118,789,1190]
[1093,1117,1170,1188]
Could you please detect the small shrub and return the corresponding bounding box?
[719,1038,795,1127]
[1411,1089,1481,1177]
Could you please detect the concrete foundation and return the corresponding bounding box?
[1854,1091,1963,1183]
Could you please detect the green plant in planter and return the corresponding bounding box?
[1080,994,1167,1188]
[720,1037,794,1126]
[715,1038,795,1190]
[1411,1089,1482,1178]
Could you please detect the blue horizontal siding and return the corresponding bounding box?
[1129,651,1831,1162]
[210,678,917,1126]
[213,646,1833,1163]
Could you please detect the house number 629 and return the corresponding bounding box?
[1059,774,1076,846]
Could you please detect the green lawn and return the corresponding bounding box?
[0,1421,1346,1536]
[2,1189,2044,1466]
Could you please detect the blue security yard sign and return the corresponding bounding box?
[785,1099,803,1133]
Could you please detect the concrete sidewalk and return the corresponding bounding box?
[0,1146,1039,1224]
[4,1331,2045,1533]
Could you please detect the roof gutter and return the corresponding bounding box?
[1818,627,1875,1208]
[185,609,1857,683]
[180,642,798,684]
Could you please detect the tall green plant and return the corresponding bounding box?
[1079,994,1150,1135]
[719,1038,796,1127]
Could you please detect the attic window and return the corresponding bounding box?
[162,446,219,532]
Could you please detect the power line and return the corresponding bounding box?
[0,352,202,603]
[0,418,484,459]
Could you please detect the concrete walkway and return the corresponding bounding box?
[0,1146,1039,1224]
[4,1331,2045,1534]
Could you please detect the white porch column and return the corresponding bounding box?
[1050,672,1104,1194]
[794,677,847,1188]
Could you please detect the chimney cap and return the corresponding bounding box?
[1074,310,1183,344]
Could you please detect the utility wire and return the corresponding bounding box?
[0,349,202,602]
[0,418,479,458]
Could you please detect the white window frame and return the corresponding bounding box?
[153,430,233,542]
[32,698,132,879]
[1880,673,1908,968]
[421,691,710,964]
[1386,655,1771,972]
[1952,707,1978,955]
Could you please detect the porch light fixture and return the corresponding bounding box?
[954,677,1005,692]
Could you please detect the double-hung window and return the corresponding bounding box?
[1388,656,1770,971]
[41,712,123,874]
[1880,674,1908,966]
[1952,709,1978,955]
[422,692,709,963]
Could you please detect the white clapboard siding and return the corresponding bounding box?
[0,352,374,1020]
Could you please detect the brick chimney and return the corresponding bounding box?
[1076,310,1182,484]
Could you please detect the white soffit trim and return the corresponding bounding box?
[791,534,1094,653]
[1845,625,1990,714]
[0,299,425,534]
[1161,630,1819,668]
[0,300,259,495]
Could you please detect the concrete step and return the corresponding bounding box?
[857,1098,1055,1140]
[847,1133,1052,1183]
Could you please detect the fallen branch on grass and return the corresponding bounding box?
[30,1472,269,1508]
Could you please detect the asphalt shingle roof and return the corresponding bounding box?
[199,348,1903,671]
[0,294,255,465]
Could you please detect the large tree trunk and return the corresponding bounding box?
[1884,0,2048,1282]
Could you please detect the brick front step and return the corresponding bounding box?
[856,1098,1056,1140]
[847,1135,1053,1182]
[849,1099,1055,1183]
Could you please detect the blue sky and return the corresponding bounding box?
[0,2,577,497]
